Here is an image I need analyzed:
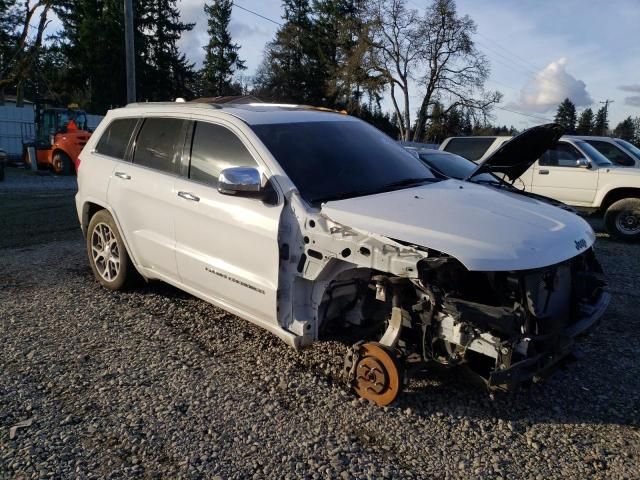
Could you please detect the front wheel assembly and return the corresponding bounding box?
[344,342,403,406]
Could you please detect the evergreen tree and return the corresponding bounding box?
[554,98,577,134]
[200,0,246,97]
[462,110,473,135]
[594,106,609,135]
[137,0,196,101]
[445,106,463,137]
[633,117,640,146]
[423,102,447,143]
[576,108,594,135]
[56,0,128,112]
[57,0,195,112]
[0,0,20,102]
[613,116,635,141]
[253,0,324,104]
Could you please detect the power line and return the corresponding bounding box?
[234,3,282,26]
[495,106,554,123]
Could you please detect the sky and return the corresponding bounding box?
[41,0,640,127]
[173,0,640,129]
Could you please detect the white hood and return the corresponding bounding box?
[321,180,595,272]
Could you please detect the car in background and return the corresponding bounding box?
[443,133,640,169]
[439,135,511,162]
[404,145,575,212]
[464,131,640,240]
[568,136,640,168]
[0,148,7,181]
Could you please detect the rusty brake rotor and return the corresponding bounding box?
[351,342,402,406]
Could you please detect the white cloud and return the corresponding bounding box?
[508,57,592,113]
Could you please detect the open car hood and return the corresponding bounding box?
[322,180,595,272]
[467,123,564,181]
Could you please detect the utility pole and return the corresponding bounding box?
[124,0,136,104]
[599,99,614,134]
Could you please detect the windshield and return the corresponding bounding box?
[417,151,497,182]
[573,140,613,166]
[614,138,640,160]
[252,120,435,204]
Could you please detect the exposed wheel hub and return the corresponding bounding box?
[345,342,402,406]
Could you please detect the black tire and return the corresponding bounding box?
[87,210,134,290]
[0,163,4,181]
[52,151,72,175]
[604,198,640,241]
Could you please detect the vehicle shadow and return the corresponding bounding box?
[391,338,638,428]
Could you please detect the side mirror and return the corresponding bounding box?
[576,158,589,168]
[218,167,264,197]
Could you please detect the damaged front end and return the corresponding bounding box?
[329,245,609,405]
[417,247,609,391]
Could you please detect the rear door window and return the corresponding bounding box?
[133,118,187,174]
[442,138,496,161]
[189,121,257,187]
[585,140,635,166]
[95,118,138,160]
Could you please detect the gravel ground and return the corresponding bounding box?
[0,168,79,249]
[1,167,639,479]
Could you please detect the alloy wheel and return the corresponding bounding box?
[91,222,121,281]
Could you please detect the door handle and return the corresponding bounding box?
[538,169,549,175]
[114,171,131,180]
[177,191,200,202]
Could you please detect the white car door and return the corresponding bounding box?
[107,116,188,279]
[530,141,599,206]
[173,120,283,324]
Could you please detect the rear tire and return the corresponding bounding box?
[52,151,72,175]
[604,198,640,241]
[87,210,134,290]
[0,163,4,181]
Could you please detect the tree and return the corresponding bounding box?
[365,0,419,140]
[57,0,195,112]
[313,0,384,110]
[554,98,577,134]
[633,117,640,146]
[0,0,53,105]
[613,116,635,141]
[423,101,446,142]
[576,108,594,135]
[593,106,609,136]
[366,0,501,141]
[56,0,128,112]
[200,0,246,97]
[137,0,196,101]
[253,0,325,104]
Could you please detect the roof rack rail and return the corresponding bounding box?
[124,101,222,109]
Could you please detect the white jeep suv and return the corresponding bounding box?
[76,104,609,405]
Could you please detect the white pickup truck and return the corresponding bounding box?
[442,134,640,240]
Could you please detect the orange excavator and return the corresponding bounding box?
[23,101,92,174]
